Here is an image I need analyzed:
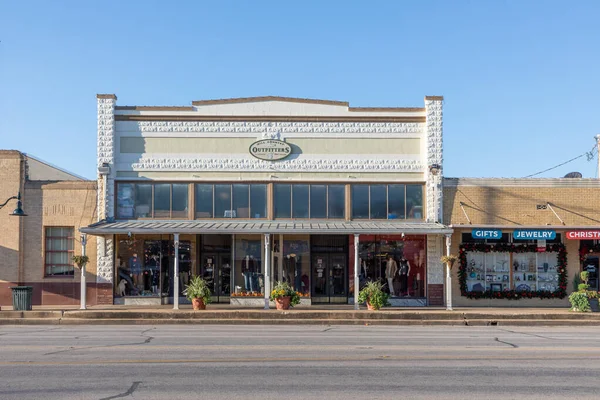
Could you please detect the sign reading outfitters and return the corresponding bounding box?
[249,139,292,161]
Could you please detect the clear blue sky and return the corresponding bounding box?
[1,1,599,179]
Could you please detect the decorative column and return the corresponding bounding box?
[425,96,443,223]
[354,234,360,310]
[80,234,87,310]
[427,235,444,306]
[445,234,453,311]
[96,94,117,290]
[264,234,271,310]
[173,233,180,310]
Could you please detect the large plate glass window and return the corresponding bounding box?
[194,184,267,219]
[275,184,346,219]
[351,184,424,220]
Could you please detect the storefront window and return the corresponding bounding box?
[117,183,135,219]
[370,185,387,219]
[274,184,292,218]
[134,184,152,218]
[276,236,310,295]
[154,184,170,218]
[351,185,369,219]
[292,184,309,218]
[357,235,427,298]
[351,184,424,220]
[195,184,213,218]
[195,184,267,219]
[115,236,192,298]
[387,184,406,219]
[406,185,423,219]
[215,184,231,218]
[172,184,189,219]
[310,185,327,218]
[328,185,345,218]
[250,184,267,218]
[233,236,263,295]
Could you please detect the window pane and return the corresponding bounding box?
[370,185,387,219]
[250,184,267,218]
[215,184,232,218]
[135,184,152,218]
[274,184,291,218]
[292,185,309,218]
[328,185,345,219]
[406,185,424,219]
[232,184,249,218]
[154,184,171,218]
[195,184,214,218]
[387,184,406,219]
[351,185,369,219]
[117,183,135,219]
[310,185,327,218]
[172,184,189,218]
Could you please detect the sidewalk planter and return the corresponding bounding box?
[192,298,206,311]
[183,276,212,311]
[275,296,291,310]
[11,286,33,311]
[590,299,599,313]
[358,281,390,311]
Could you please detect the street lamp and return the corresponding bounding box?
[0,192,27,216]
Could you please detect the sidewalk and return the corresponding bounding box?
[2,304,599,326]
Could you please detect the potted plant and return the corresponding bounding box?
[358,281,390,311]
[441,254,458,270]
[72,255,89,269]
[569,271,599,312]
[183,276,212,310]
[269,281,301,310]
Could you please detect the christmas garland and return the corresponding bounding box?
[458,243,567,300]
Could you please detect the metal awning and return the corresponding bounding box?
[80,219,452,236]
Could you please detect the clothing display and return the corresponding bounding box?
[399,257,411,296]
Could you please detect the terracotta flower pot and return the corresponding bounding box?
[192,298,206,310]
[275,296,291,310]
[366,301,378,311]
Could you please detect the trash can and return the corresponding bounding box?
[11,286,33,311]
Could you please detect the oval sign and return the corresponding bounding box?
[249,139,292,161]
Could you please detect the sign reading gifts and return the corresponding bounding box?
[512,229,556,240]
[471,229,502,239]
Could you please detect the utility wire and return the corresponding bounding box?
[524,145,597,178]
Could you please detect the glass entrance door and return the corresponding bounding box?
[311,253,348,303]
[201,253,231,303]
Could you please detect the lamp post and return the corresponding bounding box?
[0,192,27,216]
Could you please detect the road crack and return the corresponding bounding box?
[497,328,556,340]
[43,327,156,356]
[494,337,518,348]
[99,381,142,400]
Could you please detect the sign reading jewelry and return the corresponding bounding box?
[249,139,291,161]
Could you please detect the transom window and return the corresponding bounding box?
[195,184,267,219]
[45,227,74,277]
[274,184,345,219]
[351,184,423,220]
[117,183,189,219]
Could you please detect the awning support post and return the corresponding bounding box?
[445,234,453,311]
[264,233,270,310]
[173,233,180,310]
[80,234,87,310]
[354,234,360,310]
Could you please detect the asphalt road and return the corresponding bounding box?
[0,325,599,400]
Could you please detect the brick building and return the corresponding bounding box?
[0,150,108,307]
[444,178,600,307]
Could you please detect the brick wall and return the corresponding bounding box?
[444,179,599,307]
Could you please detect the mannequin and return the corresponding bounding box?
[129,253,143,292]
[385,256,398,296]
[398,256,411,296]
[242,255,256,292]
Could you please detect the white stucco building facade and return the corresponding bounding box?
[83,95,450,307]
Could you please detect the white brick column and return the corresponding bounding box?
[425,96,443,223]
[96,94,116,285]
